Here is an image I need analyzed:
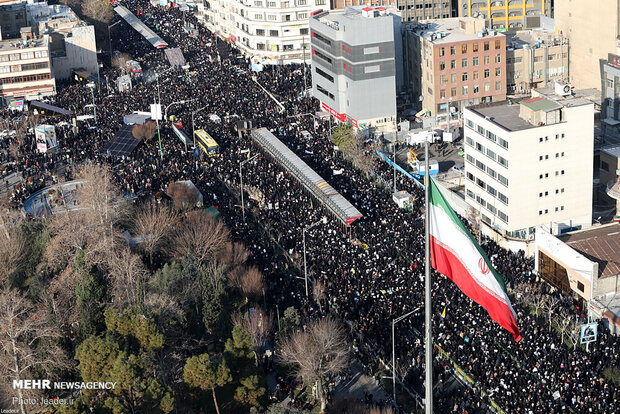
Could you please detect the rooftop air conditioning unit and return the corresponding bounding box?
[554,81,572,97]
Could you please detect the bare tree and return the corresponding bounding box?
[104,246,150,307]
[82,0,113,25]
[558,308,573,345]
[313,279,326,313]
[0,289,69,414]
[166,181,200,211]
[133,200,177,265]
[543,296,560,328]
[75,161,118,232]
[279,317,350,413]
[238,266,265,302]
[112,53,132,70]
[172,210,230,265]
[202,261,228,294]
[217,241,248,269]
[232,307,273,366]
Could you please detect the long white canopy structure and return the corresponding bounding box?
[251,128,363,227]
[114,6,168,49]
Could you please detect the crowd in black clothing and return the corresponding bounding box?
[2,1,619,413]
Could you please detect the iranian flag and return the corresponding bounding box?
[428,177,522,342]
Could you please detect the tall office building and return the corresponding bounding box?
[309,6,402,130]
[463,87,594,239]
[458,0,550,31]
[408,17,507,119]
[555,0,620,90]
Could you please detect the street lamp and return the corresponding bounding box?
[303,216,328,297]
[392,306,422,407]
[192,105,209,149]
[239,154,259,223]
[107,20,121,64]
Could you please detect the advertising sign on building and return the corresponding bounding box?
[35,125,58,153]
[9,100,24,111]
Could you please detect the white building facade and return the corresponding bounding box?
[0,35,55,103]
[203,0,329,63]
[463,88,594,240]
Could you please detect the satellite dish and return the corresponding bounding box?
[563,85,571,93]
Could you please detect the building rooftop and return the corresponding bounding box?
[506,28,567,50]
[313,5,398,25]
[601,145,620,159]
[521,96,562,112]
[467,101,538,132]
[417,17,501,45]
[0,37,48,52]
[532,87,597,108]
[559,223,620,279]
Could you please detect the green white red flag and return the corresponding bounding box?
[428,177,522,342]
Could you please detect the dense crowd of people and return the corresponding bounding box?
[1,1,619,413]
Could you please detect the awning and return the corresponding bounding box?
[114,5,168,49]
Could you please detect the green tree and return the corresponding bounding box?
[234,375,266,408]
[225,325,254,366]
[280,306,300,336]
[105,307,165,352]
[75,336,119,384]
[184,354,232,414]
[330,123,355,152]
[74,250,107,339]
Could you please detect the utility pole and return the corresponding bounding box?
[240,154,259,223]
[424,139,433,414]
[302,35,307,97]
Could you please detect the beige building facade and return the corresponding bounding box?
[554,0,620,90]
[506,28,569,95]
[463,88,594,240]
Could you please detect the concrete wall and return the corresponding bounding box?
[52,25,97,80]
[555,0,619,90]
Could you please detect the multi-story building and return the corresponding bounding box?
[463,87,594,239]
[27,3,98,80]
[309,6,402,130]
[555,0,620,90]
[458,0,550,31]
[505,28,569,95]
[408,17,506,120]
[331,0,453,21]
[601,53,620,137]
[0,35,55,103]
[203,0,329,63]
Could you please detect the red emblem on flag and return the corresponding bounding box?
[478,257,490,275]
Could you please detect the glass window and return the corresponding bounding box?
[461,44,468,53]
[495,54,501,63]
[484,55,490,65]
[450,46,456,55]
[462,58,468,68]
[495,81,502,90]
[462,85,468,95]
[495,67,501,76]
[484,69,490,78]
[473,57,479,66]
[439,47,445,57]
[451,60,456,69]
[498,155,508,168]
[484,41,489,51]
[495,40,501,49]
[473,43,479,52]
[439,61,445,70]
[462,72,468,81]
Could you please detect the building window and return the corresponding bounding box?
[473,70,479,80]
[268,14,277,20]
[439,47,445,57]
[439,61,446,71]
[484,83,490,92]
[450,46,456,55]
[440,75,447,84]
[315,67,334,82]
[451,74,457,83]
[495,67,501,76]
[487,167,497,179]
[498,192,508,204]
[267,1,276,6]
[269,30,279,36]
[484,69,490,78]
[316,0,326,4]
[473,43,479,52]
[473,57,479,66]
[498,137,508,149]
[495,40,501,49]
[601,161,610,172]
[495,54,501,63]
[365,65,380,73]
[498,174,508,186]
[451,60,456,69]
[462,58,468,68]
[462,72,468,81]
[484,41,489,51]
[473,84,479,94]
[486,147,496,160]
[254,14,263,19]
[313,49,332,64]
[256,29,265,35]
[440,89,446,99]
[484,55,490,65]
[316,84,334,99]
[313,32,331,46]
[495,81,501,90]
[300,28,308,35]
[498,155,508,168]
[461,44,468,54]
[577,281,584,292]
[298,12,308,19]
[451,87,457,97]
[254,0,262,5]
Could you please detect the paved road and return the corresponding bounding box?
[333,360,388,404]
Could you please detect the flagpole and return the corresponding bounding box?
[424,139,433,414]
